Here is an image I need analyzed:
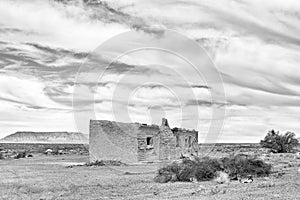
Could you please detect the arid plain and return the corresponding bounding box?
[0,144,299,200]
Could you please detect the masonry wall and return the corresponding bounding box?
[137,125,160,162]
[158,119,177,161]
[89,119,199,164]
[89,120,140,163]
[173,129,199,157]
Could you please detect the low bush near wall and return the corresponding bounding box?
[154,154,272,183]
[194,157,224,181]
[85,160,127,166]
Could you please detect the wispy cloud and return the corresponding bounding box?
[0,0,300,142]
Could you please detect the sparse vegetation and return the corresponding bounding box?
[85,160,127,166]
[260,130,299,153]
[66,160,127,168]
[194,157,224,181]
[0,143,89,155]
[14,151,26,159]
[154,154,272,183]
[0,144,299,199]
[221,154,272,178]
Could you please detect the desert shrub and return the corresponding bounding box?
[155,163,179,183]
[221,154,272,178]
[14,151,26,159]
[85,160,126,166]
[156,160,193,182]
[177,159,195,181]
[154,155,272,183]
[194,157,223,181]
[158,162,181,175]
[51,149,64,155]
[51,149,58,155]
[260,130,299,153]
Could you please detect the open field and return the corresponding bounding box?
[0,144,299,200]
[0,143,89,156]
[0,143,266,157]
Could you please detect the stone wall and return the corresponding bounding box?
[158,119,177,161]
[89,120,140,163]
[89,118,199,164]
[137,125,160,162]
[172,128,198,156]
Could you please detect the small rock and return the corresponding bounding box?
[274,171,285,178]
[170,174,178,182]
[45,149,53,155]
[258,181,275,188]
[191,177,198,183]
[210,186,221,195]
[239,175,253,183]
[215,171,230,184]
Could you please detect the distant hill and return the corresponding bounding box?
[0,131,88,144]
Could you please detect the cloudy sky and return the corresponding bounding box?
[0,0,300,142]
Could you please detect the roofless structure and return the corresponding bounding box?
[89,118,198,163]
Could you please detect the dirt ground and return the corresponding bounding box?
[0,153,299,200]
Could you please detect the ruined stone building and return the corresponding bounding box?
[89,118,198,163]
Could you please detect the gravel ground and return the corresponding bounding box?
[0,153,299,200]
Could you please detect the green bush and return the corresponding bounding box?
[154,154,272,183]
[260,130,299,153]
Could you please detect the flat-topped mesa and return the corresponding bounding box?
[0,131,88,144]
[89,118,198,164]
